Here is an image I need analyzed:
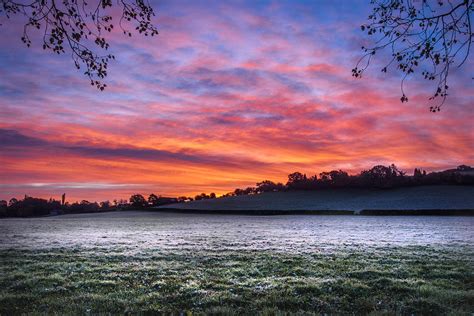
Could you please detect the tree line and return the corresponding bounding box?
[225,164,473,196]
[1,164,472,217]
[0,193,188,218]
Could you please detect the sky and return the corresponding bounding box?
[0,0,473,202]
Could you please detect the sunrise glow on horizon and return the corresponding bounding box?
[0,0,473,202]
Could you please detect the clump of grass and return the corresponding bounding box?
[0,246,472,314]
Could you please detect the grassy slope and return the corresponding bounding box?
[159,185,474,212]
[1,246,473,315]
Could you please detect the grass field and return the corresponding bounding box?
[1,245,473,315]
[1,212,473,314]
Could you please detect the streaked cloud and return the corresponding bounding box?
[0,0,472,201]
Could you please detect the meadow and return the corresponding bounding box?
[0,212,473,315]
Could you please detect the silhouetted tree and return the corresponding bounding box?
[457,164,474,171]
[311,170,350,188]
[327,170,351,187]
[233,188,244,196]
[68,200,99,213]
[359,164,405,188]
[99,200,111,209]
[195,193,212,200]
[113,198,129,209]
[287,172,309,189]
[256,180,285,193]
[177,196,192,202]
[8,198,18,206]
[7,196,61,216]
[0,200,7,217]
[413,167,424,179]
[354,0,473,111]
[209,192,216,199]
[287,172,305,184]
[414,168,422,177]
[129,194,146,207]
[243,187,256,195]
[319,172,330,183]
[148,193,159,206]
[153,196,178,205]
[0,0,158,90]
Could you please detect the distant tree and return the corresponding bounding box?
[177,196,191,202]
[414,167,426,179]
[287,172,306,184]
[81,200,99,209]
[243,187,256,195]
[8,198,18,206]
[148,193,159,206]
[359,164,405,188]
[0,0,158,90]
[7,196,60,216]
[209,192,216,199]
[233,188,244,196]
[153,196,178,205]
[114,198,129,209]
[68,200,99,213]
[319,172,331,182]
[328,170,351,187]
[354,0,473,111]
[0,200,7,217]
[129,194,146,207]
[99,200,111,209]
[256,180,279,193]
[314,170,351,188]
[457,164,473,171]
[287,172,309,189]
[413,167,427,185]
[195,193,211,200]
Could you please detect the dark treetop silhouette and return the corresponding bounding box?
[353,0,473,111]
[0,0,158,90]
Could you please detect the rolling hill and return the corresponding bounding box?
[157,185,474,214]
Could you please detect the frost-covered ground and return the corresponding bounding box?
[159,185,474,211]
[1,212,473,314]
[1,211,473,252]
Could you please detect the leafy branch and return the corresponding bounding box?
[353,0,473,111]
[0,0,159,90]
